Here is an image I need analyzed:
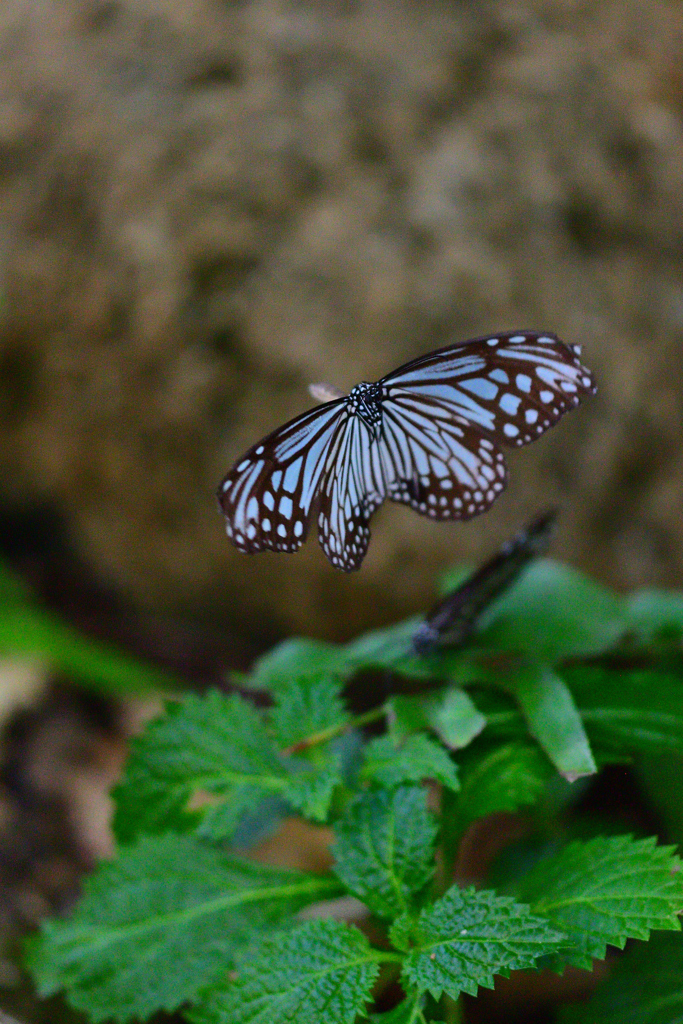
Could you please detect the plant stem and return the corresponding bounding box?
[281,704,388,755]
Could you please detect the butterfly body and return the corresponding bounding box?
[347,381,384,437]
[218,331,596,571]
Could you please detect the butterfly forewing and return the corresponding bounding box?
[383,331,595,447]
[218,400,345,554]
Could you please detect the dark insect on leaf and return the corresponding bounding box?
[218,332,595,571]
[412,509,558,655]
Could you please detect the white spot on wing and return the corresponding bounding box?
[504,423,519,437]
[461,377,499,400]
[500,393,521,415]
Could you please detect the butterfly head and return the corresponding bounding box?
[348,381,383,438]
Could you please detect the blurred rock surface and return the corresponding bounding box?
[0,0,682,640]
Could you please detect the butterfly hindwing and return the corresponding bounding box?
[317,415,386,571]
[380,392,508,520]
[218,400,345,554]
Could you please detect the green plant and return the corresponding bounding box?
[25,557,683,1023]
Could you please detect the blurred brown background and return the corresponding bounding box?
[0,0,682,643]
[1,3,683,1021]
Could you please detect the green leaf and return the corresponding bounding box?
[270,673,348,748]
[429,687,487,749]
[437,659,598,780]
[361,734,459,792]
[191,919,381,1024]
[401,885,566,1000]
[452,741,553,836]
[508,662,596,781]
[390,689,486,751]
[248,620,431,694]
[562,665,683,756]
[388,913,416,953]
[229,794,290,852]
[332,787,438,918]
[520,835,683,968]
[113,691,288,843]
[389,696,433,738]
[285,755,342,822]
[25,834,340,1023]
[558,930,683,1024]
[475,559,626,661]
[478,665,683,761]
[249,638,349,692]
[626,589,683,642]
[340,616,424,673]
[0,605,180,696]
[268,674,348,821]
[638,752,683,850]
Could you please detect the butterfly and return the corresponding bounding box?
[218,331,596,571]
[412,508,558,655]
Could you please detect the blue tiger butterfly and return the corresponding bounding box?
[218,332,595,571]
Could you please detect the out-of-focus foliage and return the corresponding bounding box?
[0,554,181,695]
[25,553,683,1021]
